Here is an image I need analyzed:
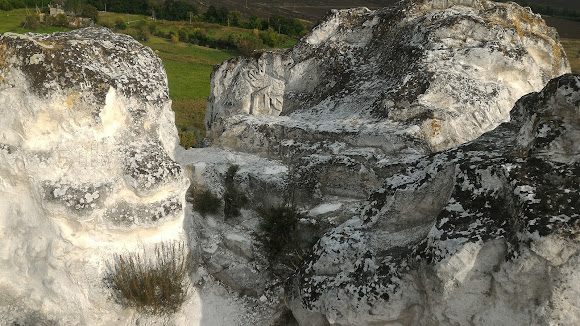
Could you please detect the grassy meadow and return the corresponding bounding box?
[142,37,237,144]
[561,38,580,73]
[0,8,71,33]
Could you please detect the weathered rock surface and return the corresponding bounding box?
[1,1,578,325]
[198,3,576,322]
[0,28,189,324]
[207,0,570,157]
[286,73,580,326]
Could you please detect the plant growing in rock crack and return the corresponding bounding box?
[255,205,319,279]
[105,242,193,315]
[191,186,222,216]
[223,165,248,219]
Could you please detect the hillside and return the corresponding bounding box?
[195,0,578,23]
[194,0,580,38]
[194,0,399,23]
[513,0,580,12]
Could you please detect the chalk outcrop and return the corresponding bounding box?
[207,0,569,157]
[0,28,188,324]
[1,0,578,325]
[197,1,580,325]
[286,74,580,326]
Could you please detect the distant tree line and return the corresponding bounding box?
[2,0,307,37]
[0,0,40,11]
[494,0,580,21]
[109,17,292,56]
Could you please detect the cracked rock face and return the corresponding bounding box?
[207,0,569,157]
[0,28,188,324]
[196,2,578,322]
[286,74,580,326]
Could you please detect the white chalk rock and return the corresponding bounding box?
[0,28,189,324]
[207,0,570,156]
[286,74,580,326]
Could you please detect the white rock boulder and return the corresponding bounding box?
[0,28,189,324]
[206,0,570,156]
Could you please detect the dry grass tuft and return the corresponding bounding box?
[106,242,193,315]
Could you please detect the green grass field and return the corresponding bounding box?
[141,37,237,144]
[561,38,580,73]
[0,8,71,33]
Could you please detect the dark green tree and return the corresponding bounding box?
[80,4,98,22]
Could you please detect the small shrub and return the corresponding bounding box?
[80,4,98,22]
[255,205,319,279]
[223,165,248,218]
[98,19,114,29]
[170,31,179,43]
[177,28,188,42]
[146,23,156,35]
[256,206,302,264]
[0,0,14,10]
[22,15,41,30]
[236,35,265,56]
[106,242,193,315]
[192,188,222,216]
[55,13,69,27]
[114,17,126,30]
[178,130,196,149]
[132,25,151,41]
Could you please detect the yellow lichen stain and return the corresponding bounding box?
[551,43,564,76]
[65,93,80,108]
[431,119,441,136]
[0,43,7,67]
[0,43,8,84]
[499,4,567,77]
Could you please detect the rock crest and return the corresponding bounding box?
[206,0,569,155]
[198,0,579,325]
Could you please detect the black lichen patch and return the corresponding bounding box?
[0,143,14,154]
[0,28,169,108]
[121,141,183,193]
[508,157,580,238]
[290,74,580,313]
[103,196,182,228]
[42,181,110,216]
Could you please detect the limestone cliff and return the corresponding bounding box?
[1,1,579,325]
